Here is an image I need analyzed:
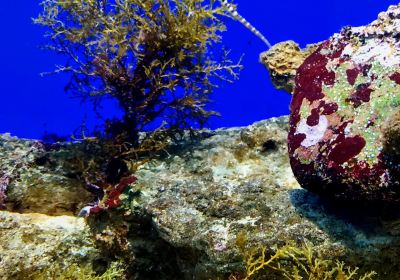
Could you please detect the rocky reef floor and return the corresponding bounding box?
[1,116,400,279]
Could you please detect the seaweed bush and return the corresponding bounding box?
[35,0,242,148]
[238,243,376,280]
[31,262,124,280]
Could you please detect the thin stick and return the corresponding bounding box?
[220,0,272,48]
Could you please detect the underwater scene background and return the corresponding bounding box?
[0,0,398,139]
[4,1,400,279]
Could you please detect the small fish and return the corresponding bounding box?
[219,0,272,48]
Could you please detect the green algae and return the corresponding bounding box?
[322,61,400,165]
[323,62,354,118]
[32,262,124,280]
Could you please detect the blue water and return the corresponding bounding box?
[0,0,397,139]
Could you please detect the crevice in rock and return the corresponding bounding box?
[87,210,186,280]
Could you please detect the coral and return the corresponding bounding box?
[260,41,319,93]
[79,175,137,217]
[240,243,376,280]
[288,4,400,201]
[35,0,242,148]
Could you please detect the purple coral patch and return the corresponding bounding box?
[288,133,306,154]
[389,72,400,85]
[347,83,373,107]
[306,108,321,126]
[291,45,330,113]
[321,102,338,115]
[79,175,137,217]
[327,135,366,164]
[309,101,339,123]
[346,65,372,86]
[346,68,360,86]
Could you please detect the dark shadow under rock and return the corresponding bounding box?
[290,188,400,278]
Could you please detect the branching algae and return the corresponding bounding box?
[35,0,245,215]
[235,242,376,280]
[35,0,242,147]
[30,262,124,280]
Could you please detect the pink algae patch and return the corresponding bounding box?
[346,68,360,86]
[347,83,373,108]
[389,72,400,85]
[327,135,366,165]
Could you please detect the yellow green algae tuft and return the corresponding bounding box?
[31,262,124,280]
[237,241,376,280]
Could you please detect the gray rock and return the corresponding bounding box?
[2,117,400,279]
[0,212,100,279]
[133,117,400,279]
[0,135,91,215]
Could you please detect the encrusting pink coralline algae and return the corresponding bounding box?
[288,4,400,201]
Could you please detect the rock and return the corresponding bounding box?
[288,4,400,201]
[132,117,400,279]
[0,135,92,215]
[0,212,101,279]
[260,41,319,93]
[2,117,400,279]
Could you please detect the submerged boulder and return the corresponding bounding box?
[287,4,400,201]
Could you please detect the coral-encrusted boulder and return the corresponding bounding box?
[289,5,400,201]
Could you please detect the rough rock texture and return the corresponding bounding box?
[260,41,319,93]
[288,4,400,201]
[0,134,91,215]
[3,117,400,279]
[0,212,100,279]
